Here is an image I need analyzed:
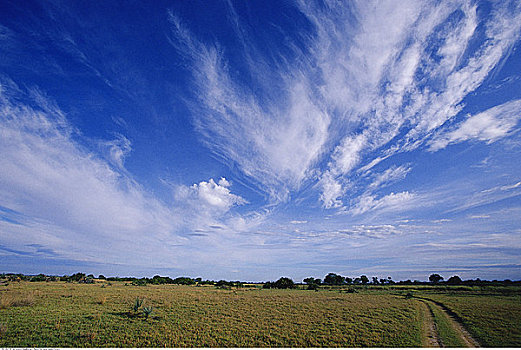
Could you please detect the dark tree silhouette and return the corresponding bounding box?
[264,277,296,289]
[429,273,444,283]
[447,275,463,285]
[274,277,295,289]
[324,273,345,285]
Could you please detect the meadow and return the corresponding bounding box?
[419,289,521,347]
[0,281,520,347]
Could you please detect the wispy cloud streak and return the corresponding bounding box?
[170,1,521,212]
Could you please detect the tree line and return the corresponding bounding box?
[1,272,519,288]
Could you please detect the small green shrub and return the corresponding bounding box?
[132,279,147,286]
[133,297,143,312]
[142,306,153,319]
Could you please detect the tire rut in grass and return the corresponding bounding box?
[420,300,441,347]
[419,297,480,348]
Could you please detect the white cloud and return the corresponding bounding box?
[469,215,490,219]
[168,1,521,211]
[447,179,521,213]
[432,219,452,223]
[338,224,402,239]
[430,99,521,151]
[176,177,246,214]
[290,220,307,225]
[501,181,521,191]
[168,13,330,201]
[299,1,521,207]
[351,191,415,216]
[318,171,344,209]
[99,134,132,169]
[369,165,411,190]
[330,133,367,175]
[0,81,183,265]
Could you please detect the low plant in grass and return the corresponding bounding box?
[132,297,143,313]
[405,292,414,299]
[142,306,153,319]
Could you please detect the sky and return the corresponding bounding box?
[1,0,521,282]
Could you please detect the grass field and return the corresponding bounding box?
[0,281,519,347]
[422,292,521,347]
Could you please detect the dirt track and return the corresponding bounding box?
[419,297,480,348]
[420,301,441,347]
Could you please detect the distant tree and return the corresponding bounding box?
[273,277,295,289]
[353,277,361,284]
[324,273,345,285]
[379,278,387,285]
[345,277,353,284]
[199,279,215,285]
[303,277,316,285]
[262,281,273,289]
[372,277,379,284]
[132,278,147,286]
[215,280,235,289]
[303,277,321,290]
[172,277,195,285]
[263,277,295,289]
[70,272,86,282]
[360,275,369,284]
[98,275,106,280]
[429,274,444,284]
[30,274,46,282]
[150,275,175,284]
[446,275,463,285]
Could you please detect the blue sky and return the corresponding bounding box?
[1,0,521,281]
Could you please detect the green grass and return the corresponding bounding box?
[1,282,520,347]
[424,293,521,347]
[425,301,466,347]
[0,282,423,347]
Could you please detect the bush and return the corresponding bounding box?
[264,277,296,289]
[29,274,47,282]
[132,279,147,286]
[172,277,195,285]
[307,283,319,291]
[133,297,143,312]
[142,306,153,319]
